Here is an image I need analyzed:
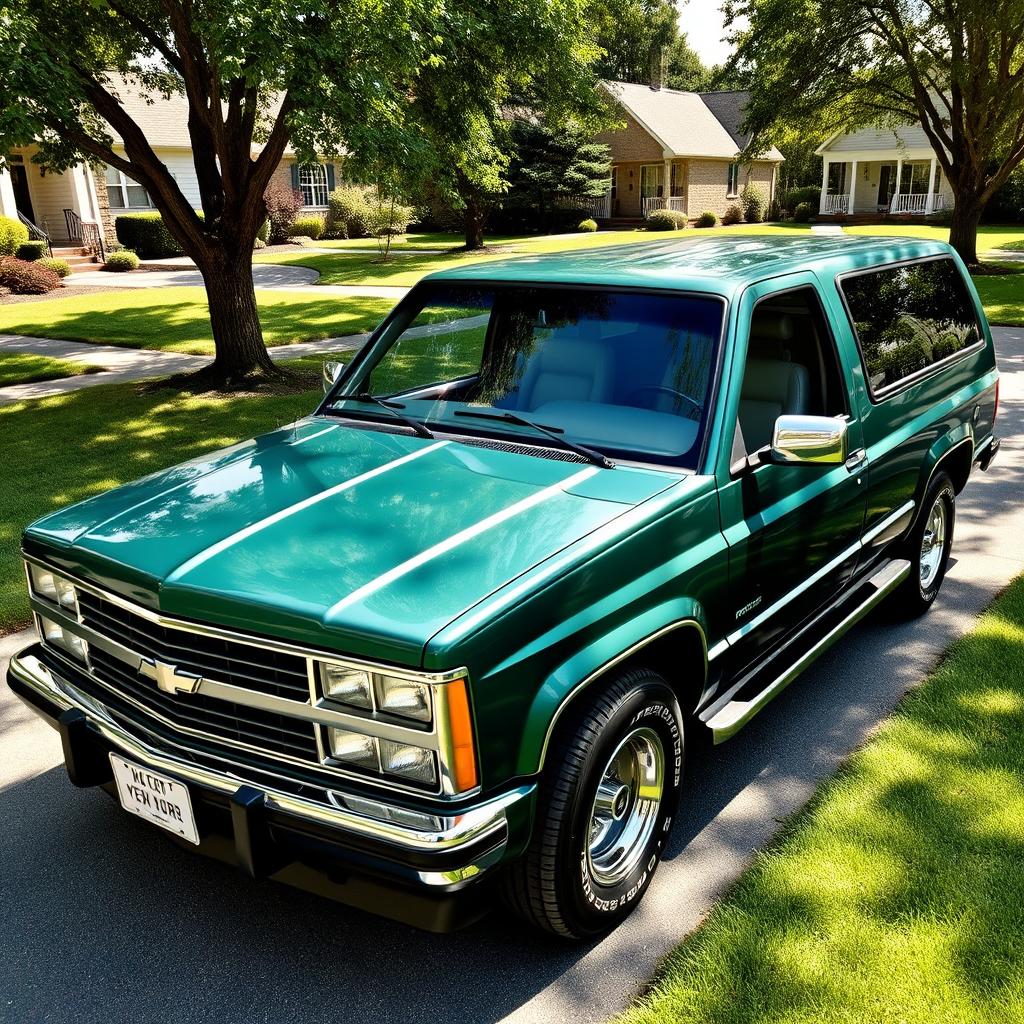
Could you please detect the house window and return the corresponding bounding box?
[826,162,847,195]
[670,162,684,197]
[900,161,933,195]
[640,164,663,199]
[104,165,151,209]
[299,164,329,208]
[609,167,617,201]
[727,162,740,196]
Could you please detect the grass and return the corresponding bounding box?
[0,288,392,355]
[969,267,1024,326]
[0,352,101,387]
[845,222,1024,253]
[620,574,1024,1024]
[0,360,331,633]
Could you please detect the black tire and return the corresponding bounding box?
[502,668,684,939]
[888,470,956,618]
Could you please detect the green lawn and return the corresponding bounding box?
[845,222,1024,253]
[0,288,392,355]
[0,362,330,633]
[621,575,1024,1024]
[0,352,101,387]
[970,269,1024,326]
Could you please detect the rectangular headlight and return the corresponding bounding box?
[37,614,88,663]
[328,728,380,771]
[322,663,373,709]
[28,564,79,615]
[375,675,431,723]
[379,740,438,787]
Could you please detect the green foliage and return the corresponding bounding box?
[290,215,325,240]
[0,215,29,256]
[0,256,61,293]
[104,249,140,272]
[327,184,373,239]
[793,201,814,223]
[721,203,744,225]
[695,211,719,228]
[257,220,270,243]
[16,240,47,261]
[590,0,678,82]
[115,214,181,259]
[253,237,266,249]
[740,184,767,223]
[646,208,688,230]
[578,218,598,232]
[781,185,822,213]
[37,256,70,278]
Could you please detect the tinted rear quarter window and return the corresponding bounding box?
[839,257,981,395]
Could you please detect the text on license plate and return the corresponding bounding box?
[109,754,200,845]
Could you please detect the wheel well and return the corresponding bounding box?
[933,439,973,495]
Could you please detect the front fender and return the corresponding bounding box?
[515,597,708,777]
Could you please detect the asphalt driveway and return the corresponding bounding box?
[2,327,1021,1024]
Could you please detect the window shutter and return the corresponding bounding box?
[290,163,299,189]
[326,163,336,191]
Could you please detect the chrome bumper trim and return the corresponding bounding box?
[10,649,529,874]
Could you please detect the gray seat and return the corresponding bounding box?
[515,337,613,411]
[739,358,810,451]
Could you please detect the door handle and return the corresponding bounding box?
[845,448,867,472]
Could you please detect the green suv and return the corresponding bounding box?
[8,236,1000,938]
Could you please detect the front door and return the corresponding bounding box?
[10,165,33,223]
[715,276,867,672]
[877,163,896,210]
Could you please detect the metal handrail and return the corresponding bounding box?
[63,207,106,263]
[16,211,52,257]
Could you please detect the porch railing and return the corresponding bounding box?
[63,208,106,262]
[642,195,686,217]
[16,211,52,257]
[822,193,850,215]
[554,192,611,220]
[889,193,949,215]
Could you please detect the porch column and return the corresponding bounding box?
[0,165,16,219]
[663,156,672,206]
[848,159,858,213]
[820,158,830,213]
[925,155,938,214]
[893,157,903,213]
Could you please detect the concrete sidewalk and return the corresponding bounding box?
[0,332,369,404]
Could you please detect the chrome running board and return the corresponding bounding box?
[706,558,911,743]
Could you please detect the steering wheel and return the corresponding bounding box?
[627,385,702,414]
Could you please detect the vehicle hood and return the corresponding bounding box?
[25,419,677,663]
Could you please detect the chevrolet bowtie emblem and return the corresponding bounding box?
[138,657,202,695]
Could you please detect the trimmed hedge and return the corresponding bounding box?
[0,256,61,293]
[290,214,325,240]
[578,218,598,232]
[722,203,744,225]
[0,215,29,257]
[793,201,814,223]
[38,257,71,278]
[646,208,688,231]
[115,213,182,259]
[105,249,140,272]
[741,184,767,223]
[695,211,719,228]
[16,240,47,261]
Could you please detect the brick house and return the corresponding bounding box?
[0,85,340,260]
[592,80,784,223]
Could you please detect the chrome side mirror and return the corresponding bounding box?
[322,360,343,394]
[771,415,848,466]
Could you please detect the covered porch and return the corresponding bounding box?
[819,153,952,218]
[605,159,687,220]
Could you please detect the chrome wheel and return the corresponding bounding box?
[587,726,664,887]
[919,495,948,590]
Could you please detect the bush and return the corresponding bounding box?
[104,249,140,272]
[722,203,744,226]
[264,179,304,244]
[253,237,266,250]
[37,257,70,278]
[290,214,325,240]
[793,201,814,223]
[327,184,373,239]
[0,256,61,293]
[741,184,767,223]
[115,213,181,259]
[646,208,688,231]
[578,218,598,232]
[782,185,821,214]
[257,219,270,243]
[695,211,719,228]
[0,215,29,256]
[16,240,47,261]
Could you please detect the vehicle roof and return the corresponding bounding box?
[425,234,956,298]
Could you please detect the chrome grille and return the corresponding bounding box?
[77,591,310,701]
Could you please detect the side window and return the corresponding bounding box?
[839,257,981,395]
[737,287,847,456]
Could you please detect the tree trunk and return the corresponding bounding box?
[464,197,485,250]
[948,197,984,266]
[197,251,278,383]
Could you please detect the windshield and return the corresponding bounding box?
[326,283,724,469]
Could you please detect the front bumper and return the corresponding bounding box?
[8,645,535,931]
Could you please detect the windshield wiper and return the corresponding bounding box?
[330,393,435,439]
[454,409,614,469]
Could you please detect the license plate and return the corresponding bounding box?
[109,754,199,845]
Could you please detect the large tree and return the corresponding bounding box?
[723,0,1024,264]
[407,0,601,250]
[0,0,497,383]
